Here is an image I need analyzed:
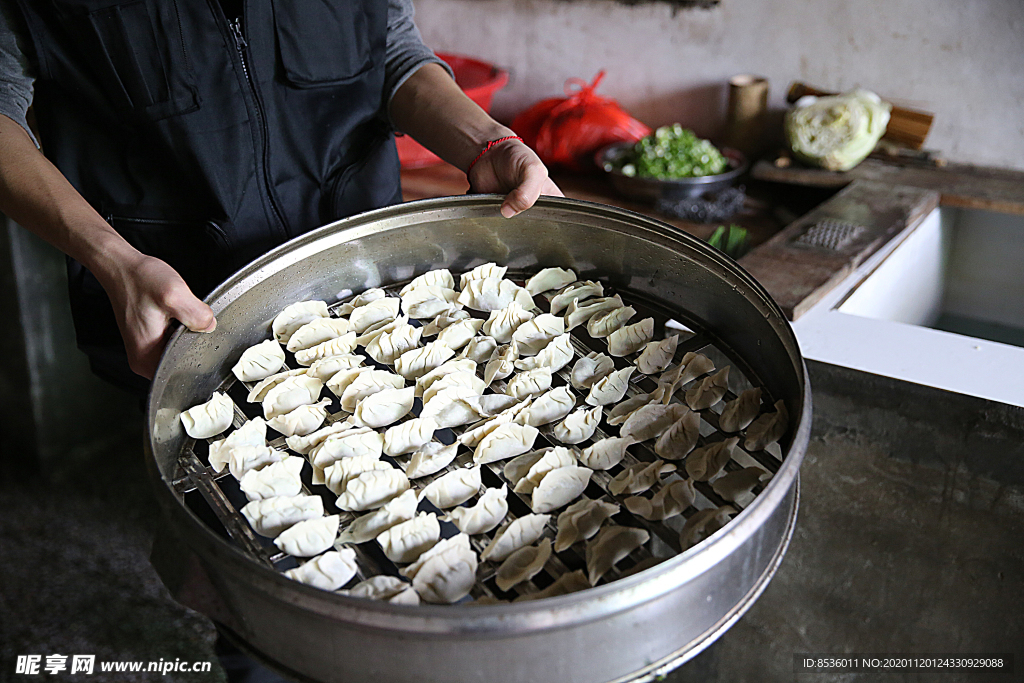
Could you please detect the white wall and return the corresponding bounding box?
[413,0,1024,170]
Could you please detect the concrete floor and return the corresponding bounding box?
[2,380,1022,682]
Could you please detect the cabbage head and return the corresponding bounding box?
[785,90,891,171]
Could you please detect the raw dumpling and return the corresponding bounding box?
[585,526,649,585]
[294,332,358,366]
[395,341,455,380]
[515,569,589,601]
[401,285,460,319]
[564,295,623,331]
[422,372,485,406]
[383,417,438,456]
[422,309,472,337]
[286,317,351,353]
[496,538,552,591]
[241,494,324,537]
[445,485,508,535]
[272,300,329,343]
[532,466,593,513]
[680,506,734,549]
[586,305,636,339]
[481,300,535,343]
[336,489,418,544]
[340,575,420,605]
[554,498,619,552]
[208,417,266,473]
[585,366,634,406]
[606,393,653,426]
[419,465,481,508]
[459,262,507,289]
[511,313,565,355]
[525,267,576,295]
[226,445,286,480]
[335,468,410,511]
[505,367,552,400]
[309,428,383,467]
[180,392,234,439]
[570,352,615,390]
[620,403,688,442]
[685,366,730,411]
[365,323,422,365]
[348,297,400,334]
[400,268,455,295]
[514,333,574,372]
[238,456,304,501]
[636,335,679,374]
[415,358,477,397]
[744,400,789,451]
[551,406,602,445]
[460,335,498,364]
[607,318,654,357]
[326,366,372,399]
[608,460,675,496]
[283,548,358,591]
[266,399,330,437]
[232,339,286,382]
[378,512,441,563]
[516,386,575,427]
[323,454,391,496]
[273,514,340,557]
[262,375,324,419]
[480,513,550,562]
[422,385,488,429]
[246,368,307,403]
[340,369,405,412]
[473,423,539,464]
[656,352,715,403]
[484,341,519,385]
[550,280,603,316]
[508,447,576,494]
[654,409,701,460]
[712,467,771,504]
[457,277,534,312]
[285,420,353,455]
[352,386,415,428]
[354,314,410,347]
[306,354,364,382]
[403,535,478,604]
[685,437,739,481]
[405,441,459,479]
[459,399,531,448]
[578,436,634,470]
[624,479,696,521]
[719,388,763,433]
[336,287,385,315]
[436,318,485,351]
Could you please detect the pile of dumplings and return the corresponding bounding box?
[179,264,787,605]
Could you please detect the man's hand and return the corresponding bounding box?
[467,138,563,218]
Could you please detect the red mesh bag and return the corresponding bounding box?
[512,71,651,171]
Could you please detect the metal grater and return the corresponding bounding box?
[794,219,867,251]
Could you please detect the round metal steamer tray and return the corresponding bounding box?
[146,196,811,683]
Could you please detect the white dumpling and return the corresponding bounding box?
[525,267,576,295]
[354,314,410,347]
[293,332,358,366]
[620,403,689,442]
[554,498,619,552]
[403,535,478,604]
[208,417,266,473]
[515,569,589,601]
[516,386,575,427]
[422,309,472,337]
[481,300,535,343]
[532,466,593,513]
[654,409,701,460]
[309,428,383,467]
[551,406,602,445]
[457,277,534,312]
[340,369,405,412]
[262,375,323,419]
[383,417,438,456]
[680,506,734,549]
[246,368,307,403]
[422,372,486,406]
[274,515,340,557]
[473,423,539,464]
[549,280,603,316]
[684,366,730,411]
[326,366,373,398]
[238,456,304,501]
[421,385,485,429]
[636,334,679,374]
[586,305,636,338]
[283,548,358,591]
[711,467,771,504]
[336,287,385,315]
[484,341,519,386]
[460,335,498,364]
[465,393,521,418]
[585,526,649,585]
[419,465,481,508]
[459,399,531,448]
[378,512,441,563]
[305,353,364,382]
[511,313,565,355]
[719,387,763,433]
[744,399,789,451]
[349,297,401,334]
[405,441,460,479]
[495,538,552,591]
[578,436,635,470]
[656,352,715,403]
[480,514,550,562]
[340,575,420,605]
[570,352,615,390]
[352,386,415,428]
[395,341,455,380]
[266,399,330,437]
[286,420,353,455]
[180,392,234,439]
[514,333,574,373]
[459,262,507,289]
[606,393,658,426]
[685,436,739,481]
[607,318,654,357]
[608,460,675,496]
[436,318,484,351]
[508,447,576,494]
[336,489,419,544]
[286,317,352,353]
[585,366,634,406]
[241,494,324,537]
[335,468,411,511]
[415,358,477,397]
[624,479,696,521]
[272,300,329,343]
[226,445,286,480]
[365,323,422,365]
[232,339,286,382]
[323,454,390,496]
[564,295,623,331]
[445,485,508,535]
[400,268,455,295]
[401,285,460,320]
[505,367,552,400]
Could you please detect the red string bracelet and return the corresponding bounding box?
[467,135,523,174]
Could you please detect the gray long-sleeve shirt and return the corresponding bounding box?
[0,0,449,146]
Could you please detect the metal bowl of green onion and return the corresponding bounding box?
[597,125,748,202]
